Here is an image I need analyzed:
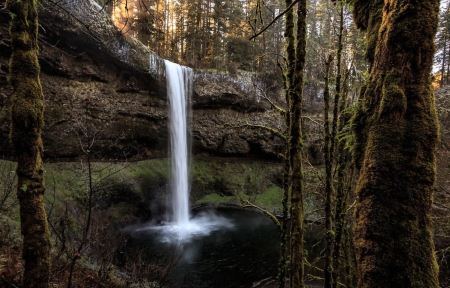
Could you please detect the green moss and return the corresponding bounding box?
[254,186,282,211]
[128,159,169,180]
[195,193,234,205]
[1,158,285,217]
[352,0,383,62]
[191,160,216,185]
[379,71,407,118]
[352,1,440,287]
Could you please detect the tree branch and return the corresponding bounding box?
[261,95,286,116]
[301,116,324,127]
[240,199,281,228]
[249,0,302,40]
[245,121,287,140]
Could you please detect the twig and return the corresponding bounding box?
[301,116,324,127]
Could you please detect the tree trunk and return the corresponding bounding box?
[6,0,50,286]
[279,2,294,287]
[323,54,333,288]
[441,33,446,87]
[352,1,440,287]
[289,1,307,287]
[332,5,347,287]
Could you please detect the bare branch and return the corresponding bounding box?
[244,121,287,140]
[240,199,281,228]
[249,0,303,40]
[301,116,324,127]
[226,121,286,140]
[261,94,286,116]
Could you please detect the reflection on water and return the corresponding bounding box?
[128,210,280,288]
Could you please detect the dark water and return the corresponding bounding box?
[128,210,280,288]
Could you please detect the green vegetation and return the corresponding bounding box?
[195,193,234,205]
[190,159,283,210]
[0,157,286,288]
[0,158,285,216]
[254,186,282,211]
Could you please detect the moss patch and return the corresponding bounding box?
[190,158,283,210]
[195,193,234,205]
[254,186,282,211]
[0,158,285,217]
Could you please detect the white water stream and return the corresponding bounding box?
[136,59,232,242]
[165,60,192,226]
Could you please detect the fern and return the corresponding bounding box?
[337,102,361,152]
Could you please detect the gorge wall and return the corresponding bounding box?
[0,1,285,161]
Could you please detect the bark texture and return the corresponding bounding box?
[6,0,51,286]
[323,54,333,288]
[278,1,295,287]
[289,1,307,287]
[352,1,440,287]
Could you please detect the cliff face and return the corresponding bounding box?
[0,2,284,160]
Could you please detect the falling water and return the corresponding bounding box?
[165,60,192,226]
[137,58,232,242]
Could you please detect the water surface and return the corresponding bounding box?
[128,209,280,288]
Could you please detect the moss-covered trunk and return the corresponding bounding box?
[289,1,307,287]
[332,4,348,286]
[352,1,440,287]
[279,1,295,287]
[323,54,333,288]
[6,0,50,286]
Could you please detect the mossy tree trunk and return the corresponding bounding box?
[351,0,440,287]
[323,54,333,288]
[289,1,307,287]
[332,4,350,286]
[279,0,295,287]
[6,0,50,286]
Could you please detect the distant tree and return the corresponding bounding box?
[351,0,440,287]
[436,2,450,85]
[6,0,51,286]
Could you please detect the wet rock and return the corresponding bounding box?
[219,133,250,155]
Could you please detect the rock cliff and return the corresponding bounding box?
[0,0,284,160]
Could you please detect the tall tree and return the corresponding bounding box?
[280,2,295,287]
[351,0,440,287]
[289,0,307,287]
[323,53,334,288]
[6,0,51,286]
[437,1,450,86]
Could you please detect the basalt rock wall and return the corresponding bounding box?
[0,1,285,161]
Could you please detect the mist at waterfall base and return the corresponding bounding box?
[135,210,234,243]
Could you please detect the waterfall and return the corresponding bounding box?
[138,58,232,243]
[165,60,192,226]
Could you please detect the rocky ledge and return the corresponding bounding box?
[0,0,285,160]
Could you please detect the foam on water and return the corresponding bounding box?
[136,211,234,243]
